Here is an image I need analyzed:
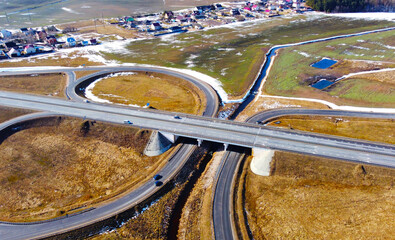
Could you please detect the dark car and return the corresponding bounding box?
[154,181,163,187]
[153,174,162,180]
[174,115,181,119]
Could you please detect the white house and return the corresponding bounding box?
[8,48,21,57]
[150,22,162,31]
[0,29,12,39]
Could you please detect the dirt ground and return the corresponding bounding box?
[91,71,206,114]
[242,151,395,239]
[0,73,67,98]
[0,117,172,222]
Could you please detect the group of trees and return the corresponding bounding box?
[306,0,394,12]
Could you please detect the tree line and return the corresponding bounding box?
[306,0,394,12]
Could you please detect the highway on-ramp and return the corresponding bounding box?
[213,111,395,240]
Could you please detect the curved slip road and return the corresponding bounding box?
[212,110,395,240]
[0,67,219,239]
[250,108,395,124]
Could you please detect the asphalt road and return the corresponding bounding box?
[250,108,395,123]
[212,110,395,240]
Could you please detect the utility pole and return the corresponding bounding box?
[102,12,105,28]
[5,11,9,24]
[28,9,32,22]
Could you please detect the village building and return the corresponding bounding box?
[151,22,162,31]
[67,37,76,47]
[0,29,12,39]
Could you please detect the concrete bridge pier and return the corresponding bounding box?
[223,143,228,150]
[144,131,178,156]
[250,148,275,176]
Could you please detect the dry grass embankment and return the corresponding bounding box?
[267,115,395,144]
[177,151,225,239]
[0,73,67,98]
[0,118,172,222]
[91,72,206,114]
[0,107,35,123]
[243,151,395,239]
[351,69,395,83]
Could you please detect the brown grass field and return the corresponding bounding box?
[236,97,330,122]
[0,117,173,222]
[242,151,395,239]
[91,72,206,114]
[0,107,35,123]
[0,54,102,68]
[0,73,67,98]
[74,70,100,79]
[266,115,395,144]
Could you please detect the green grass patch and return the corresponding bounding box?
[104,15,394,97]
[328,78,395,106]
[264,30,395,107]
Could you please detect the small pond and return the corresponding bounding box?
[311,58,338,69]
[311,79,334,89]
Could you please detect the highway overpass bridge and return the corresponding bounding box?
[1,91,394,168]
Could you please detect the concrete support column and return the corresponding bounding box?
[250,148,275,176]
[197,139,203,147]
[144,131,177,156]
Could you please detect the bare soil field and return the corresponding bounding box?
[91,72,206,114]
[0,117,172,222]
[266,115,395,144]
[242,151,395,239]
[0,73,67,98]
[0,106,35,123]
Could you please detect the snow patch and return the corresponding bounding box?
[251,148,275,176]
[62,7,80,14]
[327,12,395,21]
